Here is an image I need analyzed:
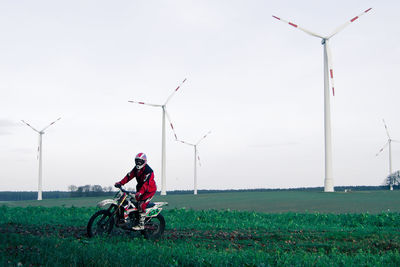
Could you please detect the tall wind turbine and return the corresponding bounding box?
[129,78,186,195]
[273,8,372,192]
[376,119,399,191]
[178,131,211,195]
[21,117,61,200]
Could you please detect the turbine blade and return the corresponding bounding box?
[325,41,335,96]
[41,117,62,132]
[272,15,324,39]
[128,100,162,107]
[164,78,187,106]
[196,130,212,145]
[37,136,40,160]
[197,151,202,167]
[376,141,389,157]
[382,119,391,139]
[178,139,194,146]
[392,140,400,143]
[328,8,372,39]
[21,120,39,133]
[164,108,178,140]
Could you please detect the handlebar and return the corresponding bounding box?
[118,186,136,195]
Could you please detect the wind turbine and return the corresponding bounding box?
[21,117,61,200]
[273,8,372,192]
[128,78,186,195]
[178,131,211,195]
[376,119,399,191]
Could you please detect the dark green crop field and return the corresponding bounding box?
[3,190,400,213]
[1,191,400,266]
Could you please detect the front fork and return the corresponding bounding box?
[103,205,120,226]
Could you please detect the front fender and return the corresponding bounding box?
[97,199,117,208]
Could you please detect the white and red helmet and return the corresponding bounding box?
[135,153,147,169]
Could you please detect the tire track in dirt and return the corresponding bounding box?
[0,223,86,239]
[2,223,399,253]
[1,223,266,241]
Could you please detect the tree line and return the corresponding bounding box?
[68,184,118,197]
[383,171,400,189]
[68,184,141,197]
[0,185,396,201]
[0,185,118,201]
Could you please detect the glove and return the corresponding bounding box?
[114,182,122,188]
[135,192,142,201]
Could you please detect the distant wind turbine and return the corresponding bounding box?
[178,131,211,195]
[21,117,61,200]
[272,8,373,192]
[376,119,399,191]
[129,78,186,195]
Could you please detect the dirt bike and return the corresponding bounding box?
[87,187,167,239]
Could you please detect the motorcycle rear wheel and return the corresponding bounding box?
[141,213,165,240]
[87,210,114,237]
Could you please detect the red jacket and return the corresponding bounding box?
[118,164,157,196]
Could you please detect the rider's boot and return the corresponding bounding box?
[121,206,130,224]
[132,213,146,230]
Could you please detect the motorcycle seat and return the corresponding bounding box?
[146,202,155,208]
[132,202,156,210]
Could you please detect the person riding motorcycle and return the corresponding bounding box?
[114,153,157,230]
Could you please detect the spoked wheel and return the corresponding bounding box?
[87,210,114,238]
[141,213,165,240]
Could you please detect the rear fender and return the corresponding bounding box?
[154,202,168,208]
[145,207,163,217]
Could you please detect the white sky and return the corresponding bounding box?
[1,0,399,191]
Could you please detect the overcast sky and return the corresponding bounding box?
[1,0,399,192]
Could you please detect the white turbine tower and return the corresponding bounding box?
[376,119,399,191]
[128,78,186,195]
[273,8,372,192]
[178,131,211,195]
[21,117,61,200]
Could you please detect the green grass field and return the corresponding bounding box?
[1,190,400,266]
[3,190,400,213]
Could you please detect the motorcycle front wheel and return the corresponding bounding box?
[87,210,114,237]
[141,213,165,240]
